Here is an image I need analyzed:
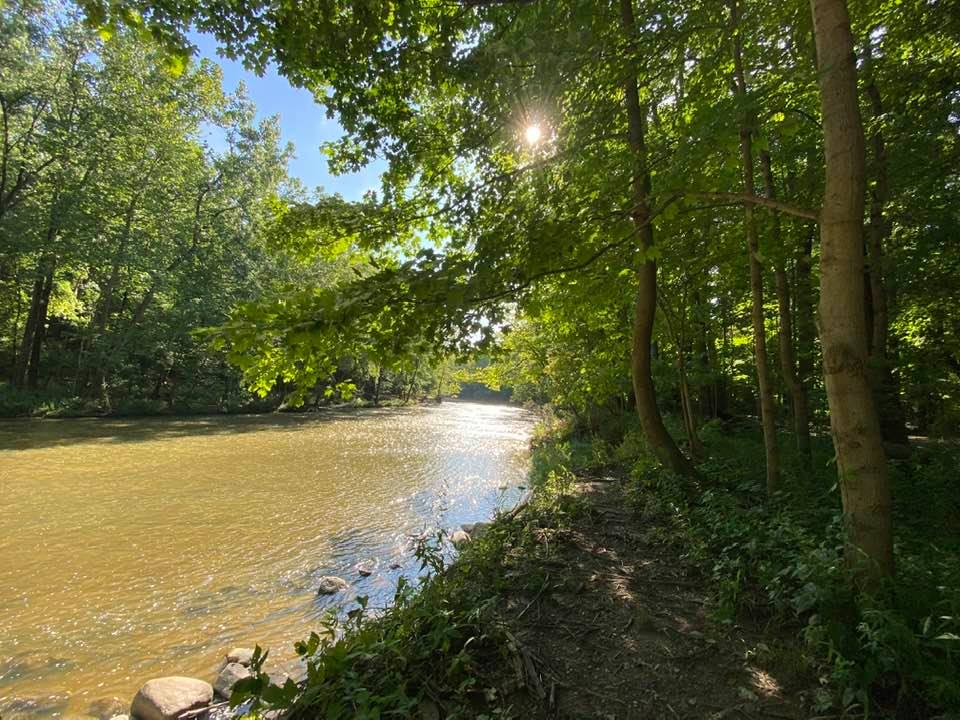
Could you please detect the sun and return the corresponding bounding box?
[524,124,542,145]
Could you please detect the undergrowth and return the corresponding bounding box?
[581,415,960,718]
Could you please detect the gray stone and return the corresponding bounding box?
[89,697,126,720]
[316,575,349,594]
[224,648,254,667]
[451,530,471,546]
[130,677,213,720]
[267,671,290,688]
[214,663,251,699]
[470,522,492,539]
[355,560,375,577]
[388,561,402,570]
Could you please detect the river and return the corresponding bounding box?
[0,402,535,718]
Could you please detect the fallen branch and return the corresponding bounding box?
[517,573,551,621]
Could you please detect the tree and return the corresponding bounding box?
[809,0,892,580]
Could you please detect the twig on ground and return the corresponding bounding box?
[517,573,550,621]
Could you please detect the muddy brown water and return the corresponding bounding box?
[0,402,535,718]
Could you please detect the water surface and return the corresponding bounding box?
[0,402,534,718]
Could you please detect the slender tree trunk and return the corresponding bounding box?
[374,366,384,406]
[862,40,910,452]
[25,259,54,389]
[810,0,893,581]
[761,151,812,462]
[794,227,816,409]
[621,0,695,477]
[730,0,779,492]
[678,350,704,457]
[13,252,55,389]
[13,270,44,387]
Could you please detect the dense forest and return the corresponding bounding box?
[0,6,468,415]
[4,0,960,715]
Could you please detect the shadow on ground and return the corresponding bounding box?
[494,478,811,719]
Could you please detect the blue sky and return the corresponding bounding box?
[190,32,384,201]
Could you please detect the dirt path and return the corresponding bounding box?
[492,478,812,719]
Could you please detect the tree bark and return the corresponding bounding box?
[730,0,779,493]
[761,151,812,462]
[621,0,696,477]
[810,0,893,581]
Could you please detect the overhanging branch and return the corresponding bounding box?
[676,190,819,222]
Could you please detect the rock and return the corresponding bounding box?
[460,522,476,535]
[316,575,349,595]
[451,530,471,546]
[214,663,251,699]
[267,671,290,688]
[388,561,402,570]
[224,648,254,667]
[470,522,491,539]
[2,694,70,717]
[355,560,375,577]
[110,715,130,720]
[130,677,213,720]
[89,697,127,720]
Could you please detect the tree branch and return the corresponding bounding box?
[675,190,819,222]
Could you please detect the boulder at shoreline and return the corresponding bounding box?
[224,648,254,667]
[214,663,251,699]
[130,677,212,720]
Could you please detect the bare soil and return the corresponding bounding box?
[487,477,815,720]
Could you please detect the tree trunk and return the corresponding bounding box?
[730,0,779,493]
[25,259,54,389]
[794,227,816,406]
[761,151,812,462]
[373,366,384,406]
[621,0,695,477]
[810,0,893,581]
[862,40,910,451]
[13,253,55,389]
[678,349,704,457]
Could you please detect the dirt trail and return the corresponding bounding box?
[493,478,812,720]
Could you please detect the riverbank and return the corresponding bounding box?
[222,415,960,719]
[0,386,453,419]
[214,421,816,719]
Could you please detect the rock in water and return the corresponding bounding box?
[316,576,349,595]
[88,697,126,720]
[451,530,471,547]
[214,663,251,699]
[355,561,375,577]
[130,677,213,720]
[460,523,476,535]
[224,648,254,667]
